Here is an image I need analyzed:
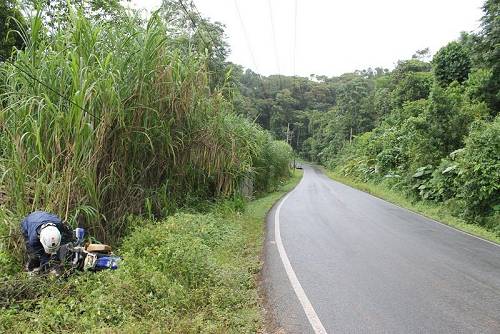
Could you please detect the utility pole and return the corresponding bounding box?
[294,127,300,169]
[296,127,300,149]
[350,127,353,144]
[286,123,290,145]
[286,122,296,169]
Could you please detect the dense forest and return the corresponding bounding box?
[233,0,499,234]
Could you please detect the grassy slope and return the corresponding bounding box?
[0,170,303,334]
[326,171,500,245]
[219,169,304,330]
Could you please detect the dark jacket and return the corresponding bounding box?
[21,211,65,266]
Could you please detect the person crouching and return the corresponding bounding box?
[21,211,67,273]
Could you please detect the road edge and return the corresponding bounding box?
[323,168,500,247]
[258,169,305,334]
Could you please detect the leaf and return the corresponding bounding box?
[413,165,433,178]
[413,170,425,178]
[449,148,465,159]
[442,164,458,174]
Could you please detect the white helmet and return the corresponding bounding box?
[40,224,61,254]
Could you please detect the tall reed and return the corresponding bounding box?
[0,7,272,243]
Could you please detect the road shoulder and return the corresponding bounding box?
[257,170,306,334]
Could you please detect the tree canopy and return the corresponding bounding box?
[233,0,499,230]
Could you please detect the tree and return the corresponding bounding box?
[392,59,431,82]
[0,0,26,60]
[457,117,500,221]
[335,74,375,137]
[477,0,500,112]
[433,41,472,86]
[412,48,431,61]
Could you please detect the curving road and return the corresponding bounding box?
[263,165,500,334]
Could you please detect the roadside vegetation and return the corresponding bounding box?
[0,0,296,331]
[234,0,499,240]
[1,0,498,331]
[0,171,302,333]
[0,0,292,265]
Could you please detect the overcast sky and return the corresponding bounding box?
[128,0,485,77]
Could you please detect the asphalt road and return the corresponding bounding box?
[263,165,500,334]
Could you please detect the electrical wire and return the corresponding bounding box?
[0,55,102,122]
[234,0,260,74]
[180,0,272,105]
[293,0,298,84]
[233,0,273,99]
[178,0,277,132]
[267,0,282,88]
[292,0,300,149]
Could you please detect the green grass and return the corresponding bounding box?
[239,169,303,252]
[0,170,303,333]
[326,170,500,245]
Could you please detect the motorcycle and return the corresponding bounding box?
[28,227,121,277]
[61,227,121,272]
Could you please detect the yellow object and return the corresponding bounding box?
[86,244,112,253]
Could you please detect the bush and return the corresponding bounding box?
[410,165,434,200]
[0,212,262,333]
[390,72,433,107]
[456,117,500,223]
[428,158,460,202]
[253,132,293,193]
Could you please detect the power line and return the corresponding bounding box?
[233,0,271,98]
[233,0,260,75]
[293,0,298,83]
[0,56,102,122]
[292,0,300,151]
[182,0,269,101]
[179,0,272,130]
[267,0,282,88]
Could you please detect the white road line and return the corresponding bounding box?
[274,169,329,334]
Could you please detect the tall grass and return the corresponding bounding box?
[0,7,286,244]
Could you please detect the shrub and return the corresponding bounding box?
[456,117,500,223]
[253,132,293,193]
[410,165,434,200]
[0,212,262,333]
[428,158,460,202]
